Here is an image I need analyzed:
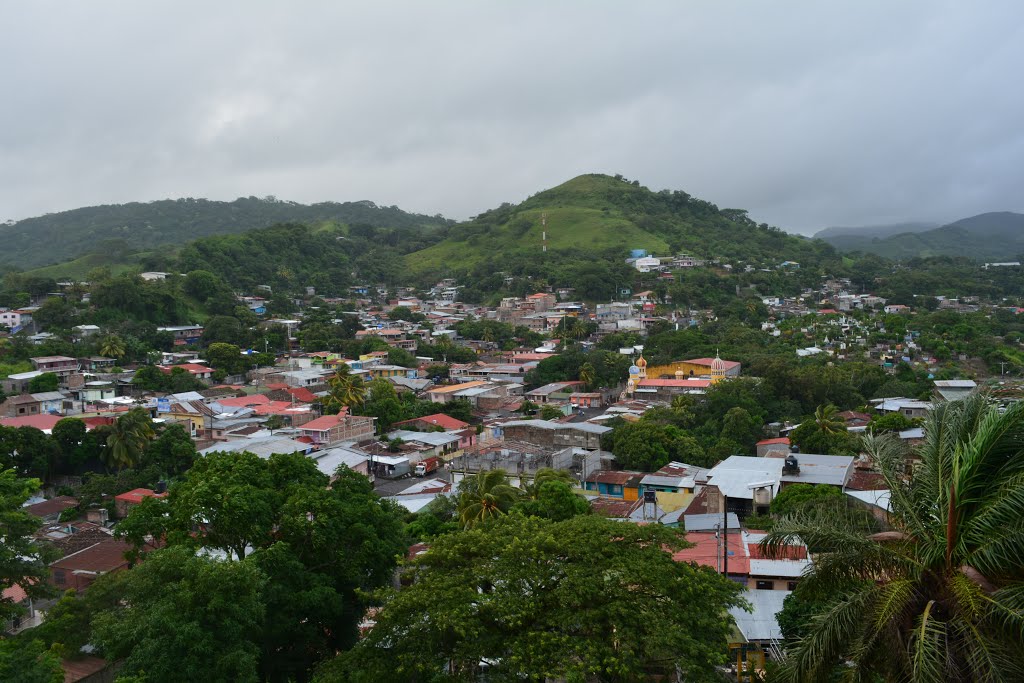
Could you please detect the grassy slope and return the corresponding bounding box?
[24,251,154,280]
[406,175,671,273]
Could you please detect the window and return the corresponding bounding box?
[755,580,774,590]
[788,582,798,591]
[53,569,66,586]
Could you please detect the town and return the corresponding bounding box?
[3,246,1023,680]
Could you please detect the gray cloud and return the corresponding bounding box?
[1,1,1022,234]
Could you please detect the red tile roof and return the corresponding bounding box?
[672,531,749,575]
[585,470,644,486]
[756,437,791,446]
[0,414,64,431]
[25,496,79,519]
[50,538,133,573]
[394,413,469,431]
[114,488,168,504]
[301,413,347,431]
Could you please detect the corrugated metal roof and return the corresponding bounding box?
[729,589,790,642]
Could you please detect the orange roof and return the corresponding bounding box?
[114,488,168,504]
[428,381,488,394]
[672,531,749,575]
[394,413,469,430]
[0,414,64,431]
[301,413,349,431]
[756,437,791,446]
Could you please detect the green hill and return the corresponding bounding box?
[406,174,835,277]
[819,212,1024,261]
[0,196,452,273]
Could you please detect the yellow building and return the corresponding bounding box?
[644,353,740,383]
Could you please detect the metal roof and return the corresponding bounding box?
[729,589,790,642]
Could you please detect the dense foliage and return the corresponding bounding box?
[317,514,745,682]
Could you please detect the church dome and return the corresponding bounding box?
[636,355,647,368]
[711,353,726,371]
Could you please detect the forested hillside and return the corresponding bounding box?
[0,196,451,271]
[405,174,839,291]
[818,211,1024,261]
[176,221,447,294]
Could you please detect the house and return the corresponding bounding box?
[72,324,102,339]
[299,411,377,446]
[871,397,931,419]
[387,430,463,459]
[114,488,168,519]
[425,381,490,404]
[2,370,43,395]
[0,308,32,330]
[638,461,708,512]
[0,414,65,433]
[78,356,117,372]
[524,382,583,404]
[30,356,79,382]
[933,379,977,402]
[157,363,214,381]
[49,538,134,591]
[24,496,79,523]
[583,470,644,500]
[883,304,910,314]
[392,413,470,432]
[500,420,611,451]
[0,394,43,418]
[157,325,204,345]
[308,445,370,479]
[755,437,791,457]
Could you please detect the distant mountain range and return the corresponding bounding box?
[0,197,450,273]
[814,212,1024,261]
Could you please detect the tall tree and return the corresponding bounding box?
[0,469,54,624]
[98,334,126,360]
[100,408,154,471]
[92,546,266,683]
[324,366,366,414]
[762,395,1024,682]
[456,469,522,529]
[316,515,744,682]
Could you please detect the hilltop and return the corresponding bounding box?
[0,196,451,273]
[817,212,1024,261]
[405,174,836,278]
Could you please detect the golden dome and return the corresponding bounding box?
[636,354,647,368]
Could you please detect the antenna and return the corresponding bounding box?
[541,212,548,253]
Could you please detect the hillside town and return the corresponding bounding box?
[5,254,1022,680]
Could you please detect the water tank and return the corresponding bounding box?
[783,455,800,475]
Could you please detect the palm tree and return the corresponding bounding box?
[812,403,844,435]
[101,408,155,471]
[325,367,366,413]
[578,362,596,390]
[762,394,1024,682]
[457,469,522,529]
[99,334,126,360]
[521,468,574,500]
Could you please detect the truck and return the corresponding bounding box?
[414,457,442,477]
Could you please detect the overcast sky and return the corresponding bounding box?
[2,2,1022,234]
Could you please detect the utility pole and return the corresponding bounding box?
[722,496,729,576]
[999,361,1009,376]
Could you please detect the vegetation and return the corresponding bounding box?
[0,195,451,273]
[316,514,745,682]
[762,395,1024,681]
